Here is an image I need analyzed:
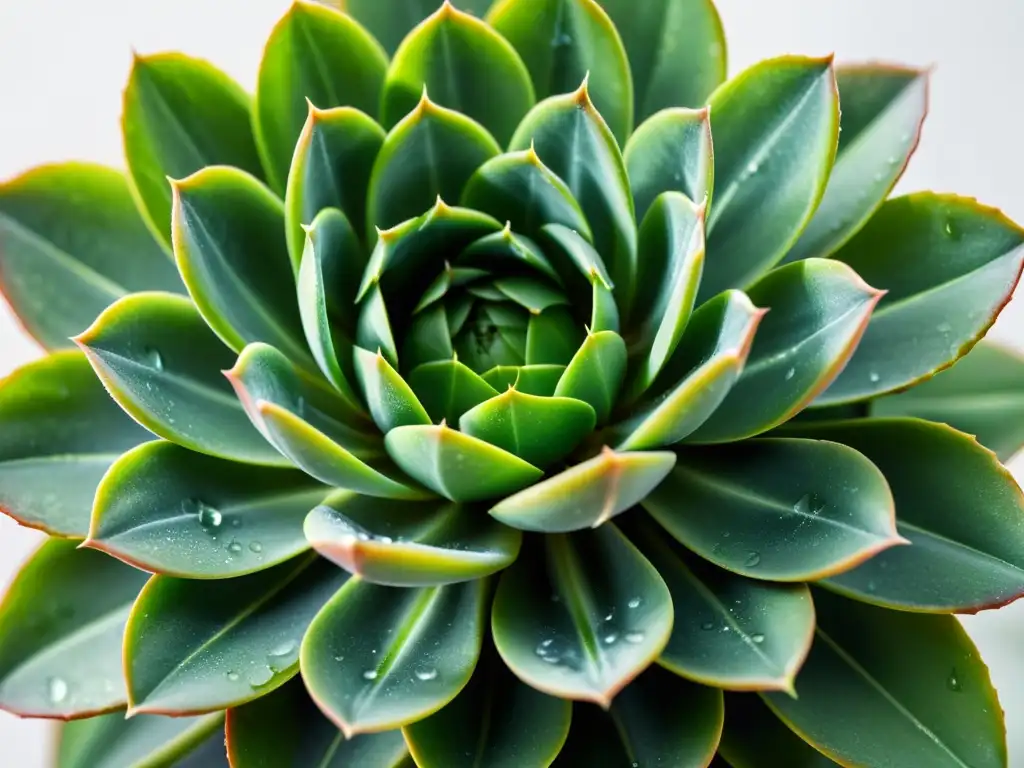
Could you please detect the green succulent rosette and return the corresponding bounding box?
[1,1,1023,766]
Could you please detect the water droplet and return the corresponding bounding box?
[785,367,795,381]
[746,160,760,175]
[188,500,222,530]
[363,669,379,680]
[627,597,642,609]
[603,632,619,645]
[357,532,371,542]
[248,666,274,688]
[226,671,240,682]
[604,612,614,622]
[269,639,296,658]
[47,677,68,703]
[379,536,393,544]
[227,540,243,554]
[744,551,761,568]
[751,633,766,644]
[793,494,827,517]
[701,621,715,631]
[869,371,881,383]
[334,655,345,662]
[144,346,164,371]
[249,541,263,554]
[936,321,952,334]
[624,631,645,644]
[888,155,900,165]
[944,218,961,240]
[867,580,877,593]
[947,668,962,692]
[873,171,885,182]
[722,626,731,633]
[415,668,438,682]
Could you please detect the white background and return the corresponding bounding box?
[1,1,1023,765]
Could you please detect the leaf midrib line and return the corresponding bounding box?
[896,521,1024,579]
[548,534,603,686]
[3,606,130,682]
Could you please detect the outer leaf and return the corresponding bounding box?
[227,343,426,500]
[226,679,408,767]
[817,194,1024,404]
[459,388,595,467]
[87,441,326,579]
[366,95,500,233]
[554,330,627,425]
[254,1,387,192]
[381,3,534,146]
[123,53,265,246]
[627,516,814,692]
[0,163,182,349]
[285,105,384,261]
[57,711,223,768]
[624,107,714,222]
[492,526,673,706]
[407,358,500,425]
[764,590,1006,768]
[719,694,839,768]
[510,84,638,316]
[786,66,929,262]
[305,492,521,586]
[74,292,286,466]
[300,577,487,736]
[644,438,902,582]
[785,418,1024,613]
[353,347,433,433]
[490,448,676,532]
[614,291,763,451]
[171,166,313,366]
[339,0,494,55]
[601,0,726,118]
[872,341,1024,462]
[489,0,633,143]
[125,553,347,715]
[702,56,839,301]
[552,666,723,767]
[385,423,543,502]
[689,259,883,443]
[404,641,571,768]
[0,540,148,718]
[0,351,149,537]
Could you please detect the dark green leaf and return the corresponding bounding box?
[702,56,839,301]
[482,364,566,396]
[457,226,562,284]
[785,418,1024,613]
[407,358,500,424]
[490,448,675,532]
[720,693,839,767]
[226,679,408,768]
[0,351,149,537]
[554,330,627,425]
[492,526,673,705]
[57,711,223,768]
[0,540,148,718]
[123,53,265,246]
[87,441,325,578]
[305,492,521,586]
[644,438,902,581]
[75,292,286,466]
[125,553,347,714]
[340,0,494,56]
[765,590,1006,768]
[300,577,487,736]
[688,259,883,443]
[525,306,585,365]
[817,194,1024,404]
[254,1,387,192]
[0,163,183,349]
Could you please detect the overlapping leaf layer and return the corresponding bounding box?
[1,1,1023,766]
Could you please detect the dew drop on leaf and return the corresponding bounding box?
[249,541,263,554]
[751,633,765,644]
[624,631,645,644]
[226,540,243,554]
[627,597,642,609]
[700,621,715,631]
[47,676,68,703]
[363,669,379,680]
[226,671,240,682]
[947,668,962,692]
[869,371,881,383]
[415,668,438,681]
[936,321,952,334]
[785,367,795,381]
[248,666,274,688]
[268,639,297,659]
[603,632,619,645]
[744,551,761,568]
[144,346,164,371]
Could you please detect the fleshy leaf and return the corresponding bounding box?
[87,441,326,578]
[764,590,1006,768]
[75,292,286,466]
[491,526,673,706]
[614,290,763,451]
[254,1,387,192]
[554,330,628,425]
[381,2,534,146]
[816,194,1024,404]
[403,640,571,768]
[552,666,723,766]
[702,56,839,302]
[785,65,929,262]
[489,0,633,143]
[366,95,500,233]
[339,0,494,55]
[0,540,147,718]
[482,364,565,396]
[125,553,347,715]
[601,0,726,118]
[171,166,313,366]
[627,516,814,692]
[226,679,409,767]
[720,693,840,768]
[407,359,500,424]
[0,351,150,537]
[385,423,543,502]
[688,259,883,443]
[490,447,676,533]
[300,577,486,736]
[624,107,714,222]
[510,84,637,317]
[643,438,903,581]
[784,418,1024,613]
[0,163,183,349]
[286,105,384,261]
[353,346,433,434]
[872,341,1024,462]
[57,711,224,768]
[123,53,265,246]
[459,388,596,467]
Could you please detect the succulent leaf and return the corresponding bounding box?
[407,358,500,424]
[340,0,494,56]
[719,693,841,767]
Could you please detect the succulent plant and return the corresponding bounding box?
[2,0,1024,765]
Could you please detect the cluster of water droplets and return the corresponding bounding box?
[224,638,299,690]
[185,498,264,562]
